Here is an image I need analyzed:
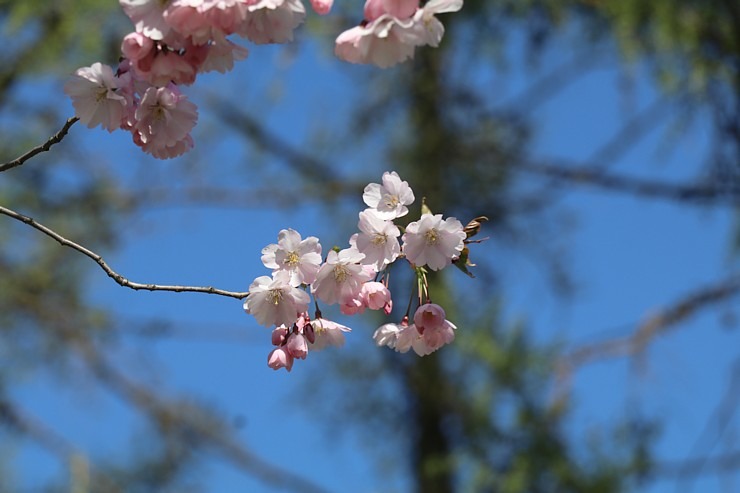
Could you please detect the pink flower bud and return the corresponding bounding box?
[272,326,289,346]
[413,303,446,333]
[287,333,308,360]
[310,0,333,15]
[121,32,154,61]
[383,299,393,315]
[267,347,294,371]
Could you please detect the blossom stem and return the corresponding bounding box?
[0,117,79,173]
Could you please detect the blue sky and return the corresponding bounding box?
[4,10,739,493]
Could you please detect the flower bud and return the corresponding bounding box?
[271,326,289,346]
[267,347,293,372]
[287,333,308,360]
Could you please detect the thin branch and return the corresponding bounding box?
[214,103,341,182]
[514,160,740,206]
[560,274,740,372]
[0,117,79,173]
[0,399,77,460]
[0,204,249,299]
[653,450,740,479]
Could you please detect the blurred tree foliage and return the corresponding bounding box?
[0,0,738,492]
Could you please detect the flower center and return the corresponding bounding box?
[333,265,349,283]
[424,228,439,245]
[383,194,400,208]
[284,251,300,267]
[268,289,283,305]
[372,233,388,245]
[95,88,109,103]
[152,105,166,122]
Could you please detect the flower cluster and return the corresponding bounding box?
[243,171,482,372]
[64,0,464,159]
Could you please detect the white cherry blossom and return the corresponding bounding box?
[402,213,465,271]
[355,209,401,270]
[362,171,415,219]
[243,270,310,327]
[311,248,373,305]
[261,228,322,286]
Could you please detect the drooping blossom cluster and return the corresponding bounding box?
[243,171,484,372]
[64,0,464,158]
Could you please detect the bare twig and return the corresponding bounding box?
[560,274,740,373]
[0,205,249,299]
[0,117,79,173]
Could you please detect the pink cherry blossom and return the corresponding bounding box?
[402,213,465,271]
[239,0,306,45]
[120,0,172,40]
[136,133,195,159]
[394,322,421,353]
[134,83,198,150]
[64,63,127,132]
[243,271,310,327]
[261,228,322,286]
[364,0,418,21]
[312,248,373,305]
[355,209,401,270]
[362,171,415,219]
[121,32,155,61]
[163,2,213,45]
[335,18,418,69]
[419,319,456,354]
[199,38,249,74]
[361,282,391,311]
[267,346,294,371]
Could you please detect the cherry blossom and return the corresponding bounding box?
[120,0,172,40]
[355,209,401,270]
[134,84,198,150]
[402,213,466,271]
[240,0,306,45]
[312,248,373,305]
[309,317,351,351]
[362,171,415,219]
[63,63,127,132]
[361,282,391,311]
[373,322,401,349]
[243,271,310,327]
[261,229,322,286]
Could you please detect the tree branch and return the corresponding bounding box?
[560,274,740,372]
[0,117,79,173]
[515,160,740,206]
[0,204,249,299]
